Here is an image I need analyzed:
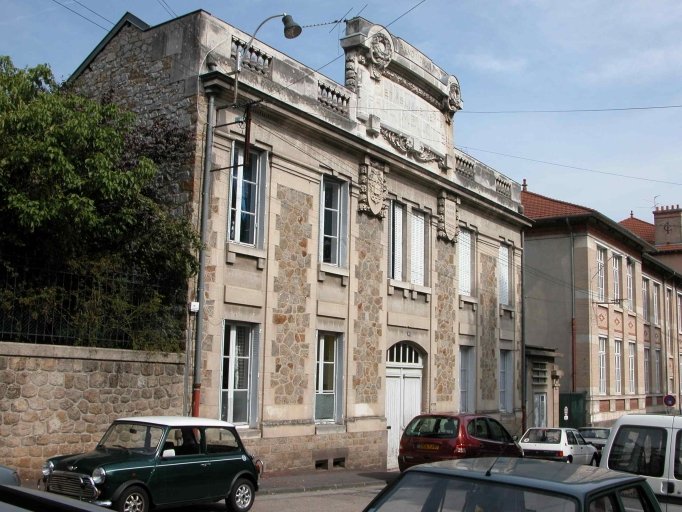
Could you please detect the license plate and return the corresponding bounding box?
[417,443,439,450]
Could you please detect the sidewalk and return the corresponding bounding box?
[258,467,400,495]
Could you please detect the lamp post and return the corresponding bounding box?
[192,14,302,417]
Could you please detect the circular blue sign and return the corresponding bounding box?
[664,394,676,407]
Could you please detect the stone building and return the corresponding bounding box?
[68,10,530,471]
[522,183,682,427]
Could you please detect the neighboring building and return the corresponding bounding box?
[621,206,682,274]
[522,182,682,427]
[68,10,530,471]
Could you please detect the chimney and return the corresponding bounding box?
[653,204,682,245]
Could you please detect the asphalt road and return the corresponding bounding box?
[163,485,386,512]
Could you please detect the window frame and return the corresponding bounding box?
[644,347,650,394]
[389,200,405,282]
[628,342,636,394]
[597,246,607,302]
[499,349,513,412]
[320,176,348,267]
[642,278,650,322]
[655,348,662,394]
[221,322,260,427]
[626,259,634,311]
[599,336,607,395]
[614,339,622,395]
[459,344,475,412]
[458,228,474,296]
[228,143,267,248]
[315,331,344,423]
[498,244,511,306]
[612,255,621,302]
[653,282,660,325]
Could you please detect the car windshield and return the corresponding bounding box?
[366,471,578,512]
[523,429,562,444]
[404,417,459,438]
[98,422,164,454]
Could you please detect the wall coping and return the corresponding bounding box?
[0,341,184,363]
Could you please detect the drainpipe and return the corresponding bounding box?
[520,230,527,432]
[192,89,216,417]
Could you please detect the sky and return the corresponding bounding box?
[3,0,682,224]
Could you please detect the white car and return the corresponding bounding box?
[519,427,598,465]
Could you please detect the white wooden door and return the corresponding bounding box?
[386,365,422,469]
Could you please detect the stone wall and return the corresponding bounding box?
[244,429,385,472]
[0,342,185,485]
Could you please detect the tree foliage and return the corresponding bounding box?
[0,56,199,350]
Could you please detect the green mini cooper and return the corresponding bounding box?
[41,416,263,512]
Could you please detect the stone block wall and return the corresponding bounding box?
[243,430,385,473]
[0,342,185,485]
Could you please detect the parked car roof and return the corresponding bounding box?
[406,457,646,494]
[114,415,235,428]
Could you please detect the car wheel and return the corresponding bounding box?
[226,478,255,512]
[116,486,149,512]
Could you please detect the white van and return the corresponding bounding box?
[600,414,682,510]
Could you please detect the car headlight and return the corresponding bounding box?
[92,467,106,485]
[42,461,54,477]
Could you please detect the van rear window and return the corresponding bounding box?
[608,425,666,477]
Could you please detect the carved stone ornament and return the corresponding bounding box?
[344,51,359,92]
[380,126,448,170]
[359,160,387,218]
[437,192,459,243]
[365,29,393,81]
[441,76,463,125]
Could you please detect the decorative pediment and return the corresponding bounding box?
[380,126,448,170]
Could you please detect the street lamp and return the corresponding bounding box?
[192,14,302,417]
[232,14,302,105]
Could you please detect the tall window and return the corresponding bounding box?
[644,348,650,394]
[654,349,661,394]
[598,337,607,394]
[628,342,636,394]
[222,323,259,426]
[458,228,473,296]
[597,247,607,302]
[459,345,474,412]
[390,201,404,281]
[499,349,513,412]
[613,255,621,302]
[614,340,622,394]
[320,177,348,267]
[498,244,511,306]
[389,201,427,286]
[626,259,634,311]
[642,279,650,322]
[653,283,660,325]
[229,145,265,246]
[315,333,343,422]
[410,209,427,286]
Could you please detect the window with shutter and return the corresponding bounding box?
[498,244,510,306]
[410,210,425,286]
[390,201,404,281]
[458,229,472,296]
